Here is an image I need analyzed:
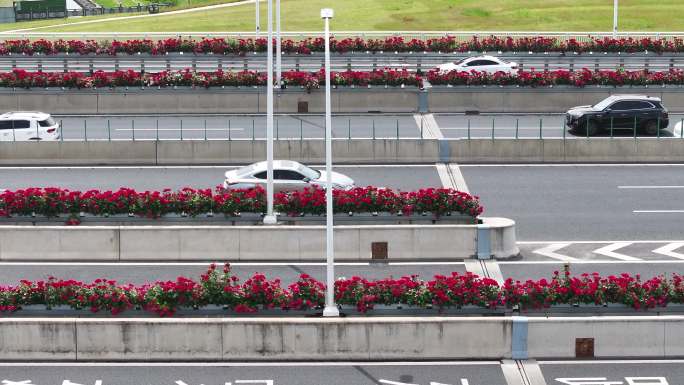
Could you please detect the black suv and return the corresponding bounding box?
[566,95,669,136]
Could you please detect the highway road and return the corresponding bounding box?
[39,113,684,140]
[2,164,684,242]
[0,360,682,385]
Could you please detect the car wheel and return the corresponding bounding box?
[644,120,659,135]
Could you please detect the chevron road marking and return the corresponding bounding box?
[592,242,641,261]
[532,243,579,262]
[652,242,684,260]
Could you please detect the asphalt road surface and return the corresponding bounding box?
[40,113,684,141]
[0,360,682,385]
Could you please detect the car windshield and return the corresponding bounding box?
[235,164,256,177]
[455,58,468,65]
[297,164,321,180]
[593,97,618,111]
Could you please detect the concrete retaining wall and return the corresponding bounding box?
[4,138,684,165]
[1,316,682,361]
[0,223,515,261]
[2,87,684,114]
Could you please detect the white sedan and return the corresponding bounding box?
[437,55,519,75]
[223,160,355,192]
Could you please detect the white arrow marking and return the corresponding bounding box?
[653,242,684,260]
[533,243,578,261]
[379,380,418,385]
[593,242,640,261]
[430,381,470,385]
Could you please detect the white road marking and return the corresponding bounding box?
[0,361,501,367]
[619,186,684,189]
[652,243,684,260]
[634,210,684,213]
[436,163,469,192]
[532,243,579,262]
[518,240,684,244]
[414,113,443,139]
[592,242,640,261]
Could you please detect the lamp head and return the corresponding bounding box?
[320,8,334,19]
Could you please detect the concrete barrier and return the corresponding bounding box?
[1,316,683,361]
[6,138,684,165]
[0,222,513,261]
[2,87,684,114]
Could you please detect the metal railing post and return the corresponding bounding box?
[467,119,471,140]
[420,116,423,139]
[204,119,207,141]
[132,120,135,141]
[252,119,255,140]
[300,120,303,141]
[539,118,542,139]
[228,119,231,141]
[36,122,39,140]
[156,119,159,141]
[60,119,64,142]
[610,117,614,138]
[586,117,590,139]
[491,118,495,140]
[348,118,351,140]
[515,118,519,139]
[84,120,87,142]
[396,119,399,140]
[180,119,183,141]
[276,118,279,140]
[681,118,684,139]
[633,116,637,141]
[562,119,566,141]
[657,117,661,139]
[107,119,111,141]
[372,119,376,140]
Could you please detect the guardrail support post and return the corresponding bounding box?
[228,120,231,141]
[396,119,399,139]
[491,118,495,140]
[610,117,614,138]
[156,119,159,141]
[84,120,87,142]
[511,316,529,360]
[60,119,64,142]
[633,116,637,141]
[372,119,376,140]
[657,117,661,139]
[204,119,207,141]
[539,118,542,139]
[681,118,684,139]
[467,119,471,140]
[300,120,303,141]
[252,119,255,141]
[107,119,111,141]
[132,120,135,141]
[348,118,351,140]
[180,119,183,141]
[476,223,491,260]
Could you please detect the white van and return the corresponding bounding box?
[0,112,60,141]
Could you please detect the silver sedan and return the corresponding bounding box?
[223,160,355,192]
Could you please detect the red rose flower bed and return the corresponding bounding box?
[0,36,682,56]
[0,68,682,89]
[1,264,683,316]
[0,186,483,221]
[427,68,684,87]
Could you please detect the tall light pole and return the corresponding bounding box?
[255,0,260,37]
[276,0,282,87]
[613,0,618,38]
[263,0,277,225]
[321,7,338,318]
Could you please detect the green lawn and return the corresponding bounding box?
[3,0,682,32]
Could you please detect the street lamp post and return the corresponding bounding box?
[263,0,277,225]
[255,0,260,37]
[613,0,618,38]
[321,7,339,318]
[276,0,282,87]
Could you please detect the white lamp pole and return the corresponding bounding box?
[263,0,277,225]
[613,0,618,38]
[276,0,282,87]
[255,0,260,37]
[321,7,338,318]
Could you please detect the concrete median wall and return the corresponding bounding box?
[1,316,683,361]
[0,224,489,261]
[2,87,684,114]
[5,138,684,165]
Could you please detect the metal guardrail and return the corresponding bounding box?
[4,114,680,142]
[0,52,682,73]
[0,31,683,41]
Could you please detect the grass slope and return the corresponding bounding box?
[2,0,681,33]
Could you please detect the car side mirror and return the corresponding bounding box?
[303,177,311,183]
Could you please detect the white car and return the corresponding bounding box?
[223,160,355,192]
[0,112,60,141]
[437,55,519,75]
